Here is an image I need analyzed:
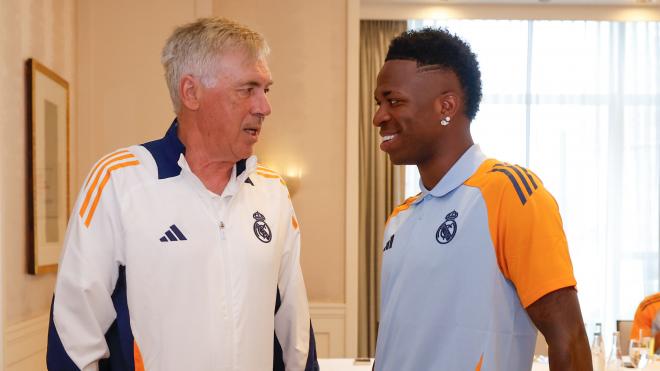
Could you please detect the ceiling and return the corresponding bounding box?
[362,0,658,5]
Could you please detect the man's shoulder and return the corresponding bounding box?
[75,146,155,227]
[638,293,660,313]
[249,164,292,198]
[385,193,421,227]
[465,158,548,207]
[82,145,158,190]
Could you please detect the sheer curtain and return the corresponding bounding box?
[406,19,660,341]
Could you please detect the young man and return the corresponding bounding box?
[372,28,591,370]
[47,18,318,371]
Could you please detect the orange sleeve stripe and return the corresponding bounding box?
[79,153,136,217]
[475,354,483,371]
[84,160,140,227]
[256,165,278,174]
[256,171,281,179]
[134,341,145,371]
[255,172,288,189]
[292,215,299,230]
[84,149,129,188]
[385,194,420,225]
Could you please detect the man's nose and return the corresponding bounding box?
[254,91,272,117]
[373,105,390,127]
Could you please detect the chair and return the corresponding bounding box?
[617,320,633,355]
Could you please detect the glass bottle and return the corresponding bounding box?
[591,323,605,371]
[606,331,622,371]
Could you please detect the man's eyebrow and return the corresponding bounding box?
[374,90,391,100]
[241,80,274,87]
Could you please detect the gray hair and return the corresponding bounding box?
[161,17,270,113]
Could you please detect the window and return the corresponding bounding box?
[406,19,659,339]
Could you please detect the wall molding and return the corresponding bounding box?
[5,313,49,369]
[310,302,346,358]
[4,306,345,366]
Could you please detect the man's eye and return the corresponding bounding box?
[264,88,270,94]
[389,99,400,105]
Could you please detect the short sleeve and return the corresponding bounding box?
[480,165,577,308]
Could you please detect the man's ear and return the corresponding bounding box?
[433,93,460,120]
[179,74,200,111]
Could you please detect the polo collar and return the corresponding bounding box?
[414,144,486,203]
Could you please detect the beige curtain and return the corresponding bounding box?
[358,20,407,358]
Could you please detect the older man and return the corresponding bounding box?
[47,17,318,371]
[372,28,591,371]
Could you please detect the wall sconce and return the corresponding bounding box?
[282,167,303,196]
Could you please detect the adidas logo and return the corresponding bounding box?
[159,224,187,242]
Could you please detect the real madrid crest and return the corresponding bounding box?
[253,211,272,243]
[436,210,458,245]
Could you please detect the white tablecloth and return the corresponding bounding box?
[318,359,550,370]
[318,359,373,370]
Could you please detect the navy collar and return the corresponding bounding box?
[141,119,248,179]
[141,120,186,179]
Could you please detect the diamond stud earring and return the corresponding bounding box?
[440,116,451,126]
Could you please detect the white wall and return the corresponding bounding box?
[0,0,76,369]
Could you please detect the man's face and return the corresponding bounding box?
[373,60,457,165]
[195,50,273,162]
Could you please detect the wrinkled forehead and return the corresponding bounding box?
[214,50,272,79]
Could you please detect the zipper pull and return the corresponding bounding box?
[219,221,226,240]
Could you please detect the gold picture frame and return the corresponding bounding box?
[26,58,70,275]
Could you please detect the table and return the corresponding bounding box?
[319,358,550,370]
[318,359,373,370]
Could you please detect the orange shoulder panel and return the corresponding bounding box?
[465,159,576,308]
[385,193,421,226]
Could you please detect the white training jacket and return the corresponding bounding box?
[47,121,318,371]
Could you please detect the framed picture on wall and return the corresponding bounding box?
[26,58,70,275]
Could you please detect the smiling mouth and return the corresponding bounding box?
[382,134,397,143]
[244,128,259,136]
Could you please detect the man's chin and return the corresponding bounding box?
[386,153,412,166]
[238,147,255,160]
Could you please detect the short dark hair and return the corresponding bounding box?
[386,28,482,120]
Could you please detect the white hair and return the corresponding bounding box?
[161,17,270,113]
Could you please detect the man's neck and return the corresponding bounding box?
[418,134,473,191]
[185,149,234,195]
[177,116,235,195]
